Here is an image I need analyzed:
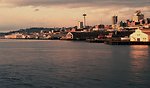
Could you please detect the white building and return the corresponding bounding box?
[5,33,26,39]
[130,28,149,42]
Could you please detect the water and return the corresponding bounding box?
[0,39,150,88]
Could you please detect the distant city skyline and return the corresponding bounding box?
[0,0,150,32]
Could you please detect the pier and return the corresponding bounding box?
[105,40,150,45]
[86,39,105,43]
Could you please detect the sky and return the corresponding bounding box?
[0,0,150,32]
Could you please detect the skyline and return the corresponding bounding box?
[0,0,150,32]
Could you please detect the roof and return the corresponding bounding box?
[112,31,134,37]
[69,31,108,40]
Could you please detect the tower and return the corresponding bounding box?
[83,14,87,28]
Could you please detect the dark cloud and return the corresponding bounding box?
[34,8,39,12]
[1,0,150,8]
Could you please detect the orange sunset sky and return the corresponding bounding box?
[0,0,150,32]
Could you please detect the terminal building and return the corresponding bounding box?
[130,28,149,42]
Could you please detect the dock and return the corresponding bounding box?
[105,40,150,45]
[86,39,105,43]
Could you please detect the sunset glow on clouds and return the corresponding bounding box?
[0,0,150,31]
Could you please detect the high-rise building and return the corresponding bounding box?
[120,21,127,27]
[112,16,118,25]
[147,18,150,24]
[78,21,84,29]
[132,10,144,22]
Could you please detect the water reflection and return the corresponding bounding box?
[130,45,149,59]
[1,40,150,88]
[130,45,149,71]
[129,45,150,85]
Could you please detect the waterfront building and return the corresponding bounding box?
[142,28,150,40]
[130,28,149,42]
[23,33,39,39]
[105,25,113,30]
[143,25,150,29]
[5,33,26,39]
[71,27,76,32]
[93,24,105,31]
[65,31,107,40]
[112,31,133,38]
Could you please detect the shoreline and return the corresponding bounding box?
[1,38,150,45]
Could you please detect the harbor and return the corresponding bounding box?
[0,10,150,46]
[0,39,150,88]
[0,1,150,88]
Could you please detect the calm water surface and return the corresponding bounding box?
[0,39,150,88]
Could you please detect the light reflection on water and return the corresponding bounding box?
[130,45,149,59]
[129,45,150,87]
[129,45,149,72]
[0,40,150,88]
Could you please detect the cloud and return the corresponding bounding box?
[34,8,39,12]
[0,0,149,32]
[1,0,150,8]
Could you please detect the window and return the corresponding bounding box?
[143,38,146,41]
[137,34,140,36]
